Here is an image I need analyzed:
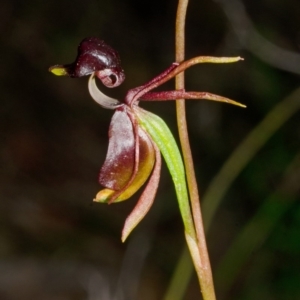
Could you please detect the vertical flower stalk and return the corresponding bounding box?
[175,0,216,298]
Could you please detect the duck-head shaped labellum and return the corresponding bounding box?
[49,37,125,87]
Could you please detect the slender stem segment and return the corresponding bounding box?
[175,0,216,299]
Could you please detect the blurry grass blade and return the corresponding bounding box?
[203,87,300,229]
[215,153,300,294]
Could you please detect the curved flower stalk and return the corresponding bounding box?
[49,37,245,242]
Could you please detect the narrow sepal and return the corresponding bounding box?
[125,56,243,106]
[140,90,246,107]
[121,139,161,242]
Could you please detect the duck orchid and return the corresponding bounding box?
[50,37,245,241]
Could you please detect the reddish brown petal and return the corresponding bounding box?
[96,124,155,203]
[99,107,135,190]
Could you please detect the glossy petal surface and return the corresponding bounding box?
[96,107,155,203]
[99,107,135,191]
[49,37,125,87]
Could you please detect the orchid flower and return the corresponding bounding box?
[50,37,245,242]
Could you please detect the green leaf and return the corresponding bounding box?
[134,107,195,236]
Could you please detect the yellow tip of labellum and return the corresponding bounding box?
[93,188,132,203]
[49,65,68,76]
[93,189,115,203]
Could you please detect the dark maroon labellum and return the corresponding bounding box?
[64,37,125,87]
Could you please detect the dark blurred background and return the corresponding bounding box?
[1,0,300,299]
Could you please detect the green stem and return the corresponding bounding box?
[174,0,216,299]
